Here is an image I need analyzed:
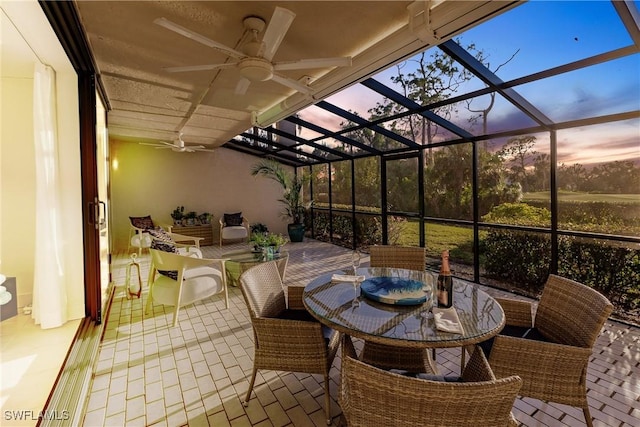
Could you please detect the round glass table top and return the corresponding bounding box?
[303,267,505,348]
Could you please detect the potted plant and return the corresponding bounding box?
[198,212,212,224]
[251,160,311,242]
[171,206,184,226]
[250,232,288,253]
[184,211,197,225]
[250,223,269,235]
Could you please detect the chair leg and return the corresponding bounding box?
[324,373,332,425]
[583,406,593,427]
[171,306,180,328]
[244,367,258,407]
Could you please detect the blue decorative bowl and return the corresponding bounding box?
[360,276,427,305]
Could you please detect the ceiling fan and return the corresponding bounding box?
[140,133,216,153]
[154,6,352,95]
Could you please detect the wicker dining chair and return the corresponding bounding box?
[239,261,340,425]
[487,274,613,427]
[340,336,522,427]
[363,245,431,372]
[369,245,426,270]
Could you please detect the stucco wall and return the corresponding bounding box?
[109,139,291,251]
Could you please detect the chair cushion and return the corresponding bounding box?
[130,232,153,249]
[389,369,463,382]
[222,226,248,240]
[177,246,203,258]
[130,215,154,230]
[278,309,334,340]
[180,266,224,306]
[152,266,223,307]
[224,212,243,226]
[479,325,548,357]
[151,240,179,280]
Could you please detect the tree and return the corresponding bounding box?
[498,135,537,192]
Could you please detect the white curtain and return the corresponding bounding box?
[32,63,67,329]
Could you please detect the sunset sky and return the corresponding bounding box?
[296,1,639,167]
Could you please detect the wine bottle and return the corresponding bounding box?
[437,250,453,308]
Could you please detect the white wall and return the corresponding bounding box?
[1,0,85,320]
[110,140,291,251]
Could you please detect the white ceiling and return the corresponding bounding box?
[16,1,520,149]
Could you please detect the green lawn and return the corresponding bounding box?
[524,191,640,204]
[396,220,475,264]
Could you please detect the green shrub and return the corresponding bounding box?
[481,229,551,294]
[482,228,640,319]
[558,237,640,315]
[482,202,551,226]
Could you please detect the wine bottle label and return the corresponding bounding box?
[437,274,453,308]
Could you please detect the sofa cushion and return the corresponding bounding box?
[130,215,154,230]
[224,212,243,226]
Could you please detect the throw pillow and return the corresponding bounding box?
[130,215,154,230]
[151,239,178,280]
[224,212,243,226]
[148,227,173,243]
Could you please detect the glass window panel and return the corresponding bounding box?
[354,156,381,213]
[300,167,312,207]
[299,142,343,162]
[371,46,490,106]
[341,129,407,153]
[389,216,419,247]
[331,211,353,248]
[297,104,345,132]
[456,93,538,135]
[458,1,633,82]
[312,164,329,207]
[478,132,551,225]
[386,156,419,213]
[558,235,640,322]
[557,120,640,237]
[296,125,326,141]
[402,114,460,144]
[324,82,408,123]
[425,144,473,221]
[312,209,330,242]
[424,222,474,278]
[515,56,640,123]
[355,213,382,250]
[479,227,551,295]
[331,161,352,207]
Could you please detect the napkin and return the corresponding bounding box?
[432,307,464,334]
[331,274,365,283]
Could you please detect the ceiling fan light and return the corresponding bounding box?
[239,58,273,81]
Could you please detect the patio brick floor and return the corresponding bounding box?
[81,239,639,426]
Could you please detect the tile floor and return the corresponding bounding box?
[82,239,639,427]
[0,309,81,426]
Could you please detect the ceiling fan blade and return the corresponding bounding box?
[154,17,245,59]
[274,56,353,71]
[140,141,173,147]
[261,7,295,61]
[194,148,217,152]
[271,73,311,94]
[235,77,251,95]
[163,63,236,73]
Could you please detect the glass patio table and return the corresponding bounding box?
[302,267,505,350]
[223,248,288,286]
